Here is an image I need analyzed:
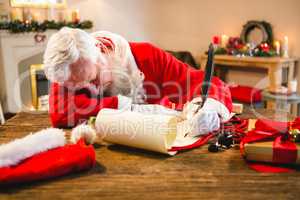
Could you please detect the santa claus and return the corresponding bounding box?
[43,27,232,136]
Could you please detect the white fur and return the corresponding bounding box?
[71,124,97,145]
[0,128,66,168]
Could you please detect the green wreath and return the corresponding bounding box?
[240,20,274,45]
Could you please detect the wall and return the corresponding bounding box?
[66,0,300,56]
[66,0,300,87]
[1,0,300,88]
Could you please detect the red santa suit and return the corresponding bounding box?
[49,35,232,128]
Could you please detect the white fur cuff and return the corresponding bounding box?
[117,95,133,110]
[71,124,97,145]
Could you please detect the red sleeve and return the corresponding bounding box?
[150,43,232,113]
[49,83,118,128]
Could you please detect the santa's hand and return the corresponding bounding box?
[183,97,220,136]
[188,109,220,137]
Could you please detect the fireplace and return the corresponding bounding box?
[0,30,56,113]
[30,64,50,111]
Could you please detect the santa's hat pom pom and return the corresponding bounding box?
[71,124,97,145]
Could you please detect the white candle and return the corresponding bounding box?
[274,41,281,56]
[71,9,80,23]
[283,36,289,58]
[221,34,229,48]
[288,80,297,93]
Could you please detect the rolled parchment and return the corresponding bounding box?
[95,109,201,155]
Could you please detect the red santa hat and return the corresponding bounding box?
[0,128,95,185]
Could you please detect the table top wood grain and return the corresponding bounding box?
[0,109,300,200]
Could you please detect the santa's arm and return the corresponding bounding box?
[49,83,119,128]
[150,44,232,122]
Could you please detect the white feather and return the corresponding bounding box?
[0,128,66,168]
[71,124,97,145]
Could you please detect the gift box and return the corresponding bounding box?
[241,117,300,167]
[244,139,300,165]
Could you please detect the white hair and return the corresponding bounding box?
[43,27,103,83]
[43,28,145,103]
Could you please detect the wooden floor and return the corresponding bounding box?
[0,109,300,200]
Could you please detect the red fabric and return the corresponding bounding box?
[0,139,95,185]
[49,42,232,128]
[273,136,297,164]
[169,133,214,152]
[229,85,261,104]
[49,84,118,127]
[240,118,300,173]
[247,162,295,173]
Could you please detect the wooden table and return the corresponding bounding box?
[200,55,299,93]
[1,109,300,200]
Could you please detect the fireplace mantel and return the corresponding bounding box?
[0,30,57,113]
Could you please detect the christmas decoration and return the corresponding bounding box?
[212,21,279,57]
[240,117,300,173]
[240,20,274,45]
[252,42,277,57]
[0,20,93,33]
[213,36,278,57]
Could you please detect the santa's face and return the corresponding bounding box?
[63,57,113,92]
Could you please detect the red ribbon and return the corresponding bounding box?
[240,117,300,173]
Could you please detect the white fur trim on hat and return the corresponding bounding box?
[117,95,133,110]
[0,128,66,168]
[71,124,97,145]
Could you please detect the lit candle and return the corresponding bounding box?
[71,9,80,23]
[23,8,32,22]
[10,8,23,21]
[274,41,281,56]
[221,34,229,48]
[283,36,289,58]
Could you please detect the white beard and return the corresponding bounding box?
[91,30,146,103]
[100,53,146,104]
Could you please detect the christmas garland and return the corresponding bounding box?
[212,20,277,57]
[0,20,93,33]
